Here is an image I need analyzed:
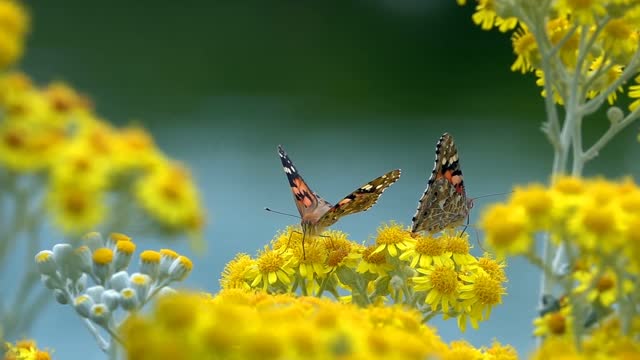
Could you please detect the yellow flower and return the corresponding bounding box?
[3,339,51,360]
[472,0,497,30]
[122,291,472,360]
[135,161,205,233]
[480,203,532,257]
[47,186,105,235]
[443,340,483,360]
[413,264,460,313]
[458,269,506,331]
[546,17,579,68]
[555,0,607,25]
[477,253,507,282]
[535,69,564,105]
[356,244,393,276]
[586,56,624,105]
[533,305,573,338]
[324,230,362,271]
[0,0,29,37]
[50,140,111,190]
[220,253,255,290]
[0,119,66,172]
[372,222,412,257]
[529,337,579,360]
[250,248,295,291]
[568,200,625,253]
[600,17,639,61]
[399,233,453,269]
[444,232,477,266]
[630,75,640,111]
[511,184,554,229]
[0,27,21,69]
[484,341,518,360]
[510,27,538,74]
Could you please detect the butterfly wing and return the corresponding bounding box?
[278,145,332,219]
[411,133,469,234]
[316,169,401,228]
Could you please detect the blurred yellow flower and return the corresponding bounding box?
[220,253,255,290]
[121,290,507,360]
[480,203,531,257]
[135,161,205,233]
[47,186,105,235]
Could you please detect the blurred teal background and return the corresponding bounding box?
[14,0,639,358]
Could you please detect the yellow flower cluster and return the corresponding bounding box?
[481,177,640,265]
[220,223,507,331]
[3,339,50,360]
[482,177,640,354]
[458,0,640,110]
[531,316,640,359]
[0,72,205,238]
[0,0,28,70]
[121,290,518,360]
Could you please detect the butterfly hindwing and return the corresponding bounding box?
[411,133,469,234]
[317,169,401,228]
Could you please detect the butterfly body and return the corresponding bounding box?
[411,133,473,234]
[278,145,401,244]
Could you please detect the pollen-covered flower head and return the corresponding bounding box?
[372,222,413,257]
[399,232,452,269]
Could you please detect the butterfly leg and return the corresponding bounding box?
[318,233,334,249]
[280,230,304,256]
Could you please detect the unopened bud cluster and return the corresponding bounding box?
[35,232,192,327]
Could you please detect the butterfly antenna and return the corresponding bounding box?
[264,207,301,219]
[471,191,514,201]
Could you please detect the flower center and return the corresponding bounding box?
[257,251,285,273]
[547,312,567,335]
[363,245,386,265]
[596,274,615,292]
[446,235,470,255]
[429,266,458,295]
[414,235,444,256]
[473,274,502,305]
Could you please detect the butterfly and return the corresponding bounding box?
[411,133,474,234]
[278,145,401,255]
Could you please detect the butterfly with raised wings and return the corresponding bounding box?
[411,133,474,235]
[278,145,401,256]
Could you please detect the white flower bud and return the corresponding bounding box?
[168,256,193,282]
[74,295,94,318]
[158,249,179,279]
[90,304,110,326]
[607,107,624,124]
[35,250,57,276]
[75,273,88,293]
[86,285,105,303]
[156,286,176,298]
[54,289,69,304]
[130,273,151,304]
[82,232,104,251]
[101,289,120,311]
[109,271,130,292]
[119,287,139,311]
[41,274,61,290]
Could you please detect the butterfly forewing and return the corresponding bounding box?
[411,133,469,234]
[278,145,332,220]
[317,169,402,228]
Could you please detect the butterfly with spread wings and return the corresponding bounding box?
[278,145,401,257]
[411,133,474,235]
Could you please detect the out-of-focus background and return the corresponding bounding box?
[17,0,638,358]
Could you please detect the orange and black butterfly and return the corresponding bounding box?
[411,133,473,234]
[278,145,400,253]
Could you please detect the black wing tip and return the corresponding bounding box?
[277,144,286,154]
